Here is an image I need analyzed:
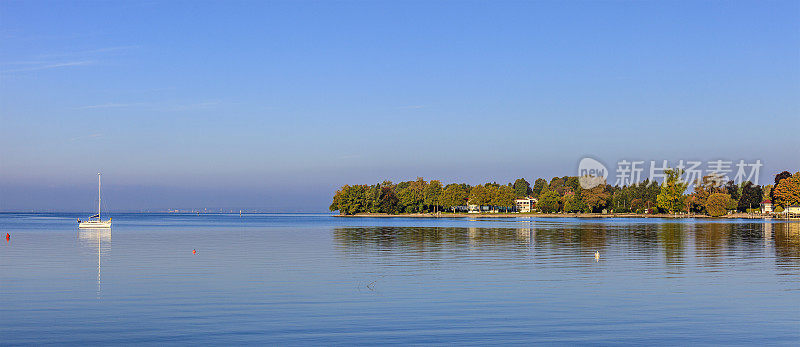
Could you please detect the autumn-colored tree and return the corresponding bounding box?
[684,194,700,213]
[378,186,399,214]
[706,193,733,217]
[549,177,566,195]
[656,169,689,213]
[771,171,792,202]
[582,184,610,212]
[687,175,724,213]
[630,198,645,213]
[773,172,800,208]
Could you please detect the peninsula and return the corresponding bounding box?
[330,171,800,218]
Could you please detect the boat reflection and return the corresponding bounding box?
[78,228,111,298]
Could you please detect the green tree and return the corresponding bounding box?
[329,185,348,213]
[549,177,564,189]
[538,188,561,213]
[656,169,689,213]
[483,185,499,210]
[724,180,740,202]
[737,182,762,212]
[469,185,491,207]
[441,184,469,212]
[397,189,419,212]
[645,180,661,209]
[494,185,516,208]
[563,192,587,212]
[330,185,368,215]
[513,178,532,197]
[396,178,426,213]
[423,180,443,212]
[329,184,370,215]
[365,184,381,213]
[532,178,548,198]
[565,176,581,193]
[611,188,631,212]
[763,185,772,202]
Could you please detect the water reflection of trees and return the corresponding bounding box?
[773,223,800,269]
[658,223,687,267]
[529,222,608,253]
[692,222,799,268]
[333,226,535,255]
[333,222,800,271]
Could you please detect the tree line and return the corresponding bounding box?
[329,171,800,216]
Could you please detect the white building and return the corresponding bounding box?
[515,197,538,213]
[761,200,773,214]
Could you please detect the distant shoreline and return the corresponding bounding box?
[335,212,794,220]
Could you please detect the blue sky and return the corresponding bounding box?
[1,1,798,212]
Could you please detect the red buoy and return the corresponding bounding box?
[5,233,9,241]
[192,249,196,254]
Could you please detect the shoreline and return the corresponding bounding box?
[335,212,796,220]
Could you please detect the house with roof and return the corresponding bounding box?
[761,200,773,214]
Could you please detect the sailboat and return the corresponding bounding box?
[78,173,112,228]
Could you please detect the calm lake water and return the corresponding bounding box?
[1,213,799,345]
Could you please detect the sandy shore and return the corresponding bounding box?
[334,212,787,219]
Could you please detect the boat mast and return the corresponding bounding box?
[97,173,101,219]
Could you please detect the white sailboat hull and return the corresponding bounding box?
[79,220,112,229]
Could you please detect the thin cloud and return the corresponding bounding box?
[2,44,138,74]
[1,60,96,73]
[36,45,140,59]
[74,100,225,111]
[75,102,149,110]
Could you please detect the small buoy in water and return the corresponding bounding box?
[5,233,9,241]
[192,249,196,254]
[594,251,600,261]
